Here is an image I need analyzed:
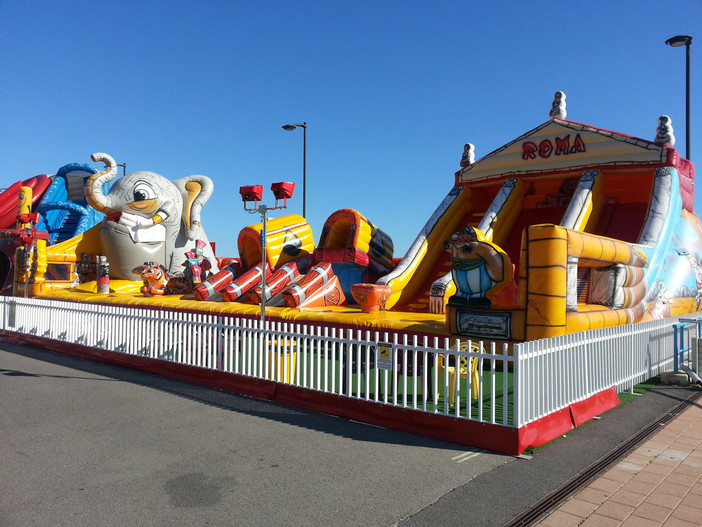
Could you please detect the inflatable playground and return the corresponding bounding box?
[0,163,112,294]
[3,92,700,347]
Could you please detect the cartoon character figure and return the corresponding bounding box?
[444,227,512,309]
[132,262,171,296]
[655,115,675,147]
[85,152,219,280]
[16,186,32,229]
[183,239,212,285]
[74,253,97,285]
[549,90,567,120]
[460,143,475,168]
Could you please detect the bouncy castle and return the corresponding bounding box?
[376,93,698,343]
[3,91,702,455]
[6,91,701,348]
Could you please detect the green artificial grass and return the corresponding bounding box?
[521,375,663,455]
[617,376,661,404]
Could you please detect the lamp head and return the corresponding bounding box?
[282,122,307,131]
[239,185,263,211]
[666,35,693,47]
[271,181,295,207]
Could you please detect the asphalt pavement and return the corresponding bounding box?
[1,341,697,527]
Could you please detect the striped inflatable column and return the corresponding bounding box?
[247,261,301,304]
[221,265,267,302]
[282,262,333,308]
[193,264,241,301]
[524,224,568,340]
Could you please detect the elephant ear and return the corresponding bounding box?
[175,175,214,239]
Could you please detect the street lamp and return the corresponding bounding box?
[239,182,295,324]
[665,35,692,160]
[282,122,307,218]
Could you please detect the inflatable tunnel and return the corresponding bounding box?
[314,208,394,273]
[238,214,315,269]
[313,208,394,302]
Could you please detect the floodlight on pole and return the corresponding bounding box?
[239,182,295,324]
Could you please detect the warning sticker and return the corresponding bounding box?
[376,342,393,371]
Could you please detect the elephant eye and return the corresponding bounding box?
[133,182,155,202]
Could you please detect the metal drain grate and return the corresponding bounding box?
[504,389,702,527]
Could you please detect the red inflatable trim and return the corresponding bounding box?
[517,386,620,452]
[314,247,370,267]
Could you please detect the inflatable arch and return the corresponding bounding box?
[315,208,394,274]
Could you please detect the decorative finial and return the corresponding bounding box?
[655,115,676,147]
[460,143,475,168]
[549,91,567,120]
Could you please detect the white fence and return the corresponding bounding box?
[0,296,691,430]
[516,317,683,426]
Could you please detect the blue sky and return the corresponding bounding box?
[1,1,700,258]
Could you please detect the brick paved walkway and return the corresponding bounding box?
[535,400,702,527]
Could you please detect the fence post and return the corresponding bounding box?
[513,342,520,428]
[627,326,636,395]
[673,323,683,373]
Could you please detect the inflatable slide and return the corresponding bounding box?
[0,163,109,294]
[35,163,108,244]
[376,94,698,341]
[0,175,51,229]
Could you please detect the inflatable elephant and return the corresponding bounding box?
[85,152,219,280]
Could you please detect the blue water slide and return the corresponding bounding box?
[35,163,111,244]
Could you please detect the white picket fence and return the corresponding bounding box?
[516,317,682,426]
[0,296,691,429]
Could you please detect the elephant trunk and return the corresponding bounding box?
[178,175,214,239]
[85,152,119,215]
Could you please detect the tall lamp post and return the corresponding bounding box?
[239,182,295,325]
[665,35,693,160]
[282,122,307,218]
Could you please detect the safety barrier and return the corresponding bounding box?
[673,317,702,373]
[0,296,513,423]
[516,317,680,427]
[0,296,691,453]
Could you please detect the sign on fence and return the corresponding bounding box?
[376,342,393,370]
[8,301,16,328]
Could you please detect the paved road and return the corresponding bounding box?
[2,341,697,527]
[0,343,512,527]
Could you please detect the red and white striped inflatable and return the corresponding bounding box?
[246,261,302,304]
[281,262,333,308]
[220,264,268,302]
[193,262,242,301]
